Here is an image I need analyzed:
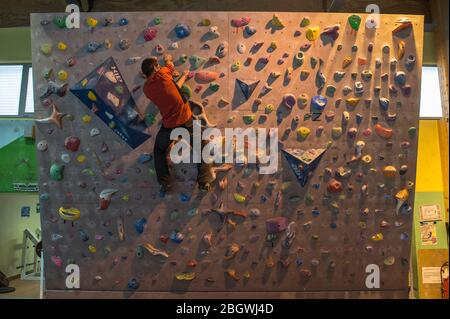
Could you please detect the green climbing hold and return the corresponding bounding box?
[153,16,162,25]
[145,113,156,125]
[209,82,220,92]
[181,84,192,98]
[243,115,256,124]
[170,210,179,221]
[305,193,314,205]
[348,15,361,31]
[115,85,124,94]
[300,17,311,27]
[53,16,67,28]
[179,54,188,64]
[50,163,64,181]
[265,104,274,114]
[189,55,206,70]
[408,127,417,138]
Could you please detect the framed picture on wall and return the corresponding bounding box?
[420,222,438,246]
[420,204,442,222]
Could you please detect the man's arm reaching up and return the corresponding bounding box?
[176,70,189,88]
[163,53,188,87]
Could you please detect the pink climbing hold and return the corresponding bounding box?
[51,255,62,268]
[194,71,220,83]
[231,16,251,28]
[143,27,157,41]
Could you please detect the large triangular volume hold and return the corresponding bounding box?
[282,148,326,187]
[70,56,150,149]
[236,78,260,100]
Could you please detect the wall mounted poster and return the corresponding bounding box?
[420,204,441,222]
[420,222,438,246]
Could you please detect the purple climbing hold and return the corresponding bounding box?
[266,216,289,233]
[321,24,340,41]
[283,93,296,109]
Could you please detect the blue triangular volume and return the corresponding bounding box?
[282,148,326,187]
[236,79,260,100]
[70,56,150,149]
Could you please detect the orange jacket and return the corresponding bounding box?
[143,64,192,128]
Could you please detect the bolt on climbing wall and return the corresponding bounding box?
[31,11,424,295]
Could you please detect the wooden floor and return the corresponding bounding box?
[0,278,40,299]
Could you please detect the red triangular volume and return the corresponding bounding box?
[282,148,326,187]
[236,78,260,100]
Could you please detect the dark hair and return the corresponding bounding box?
[141,57,158,77]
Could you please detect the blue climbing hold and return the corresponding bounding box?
[138,153,152,164]
[311,95,328,120]
[118,18,128,26]
[330,223,337,229]
[134,218,147,234]
[170,230,184,243]
[79,229,89,242]
[127,278,139,289]
[175,23,191,38]
[179,193,191,202]
[379,98,390,111]
[312,208,320,216]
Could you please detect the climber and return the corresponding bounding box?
[141,54,213,193]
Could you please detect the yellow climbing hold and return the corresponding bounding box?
[82,115,92,123]
[346,98,360,107]
[122,194,130,202]
[306,26,320,41]
[76,155,87,163]
[175,272,197,281]
[57,70,68,81]
[362,155,372,164]
[297,126,311,139]
[58,207,81,221]
[234,193,246,203]
[383,165,397,177]
[395,188,409,201]
[371,233,384,241]
[57,41,67,51]
[88,91,97,101]
[86,17,98,28]
[88,245,97,253]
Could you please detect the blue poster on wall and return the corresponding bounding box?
[70,57,151,149]
[21,206,31,217]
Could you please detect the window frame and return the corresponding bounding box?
[0,63,32,118]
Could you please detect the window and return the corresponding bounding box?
[420,66,443,119]
[0,65,24,116]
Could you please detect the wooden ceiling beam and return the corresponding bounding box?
[0,0,432,27]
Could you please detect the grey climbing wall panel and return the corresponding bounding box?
[31,12,424,295]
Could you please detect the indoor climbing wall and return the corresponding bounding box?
[31,12,424,295]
